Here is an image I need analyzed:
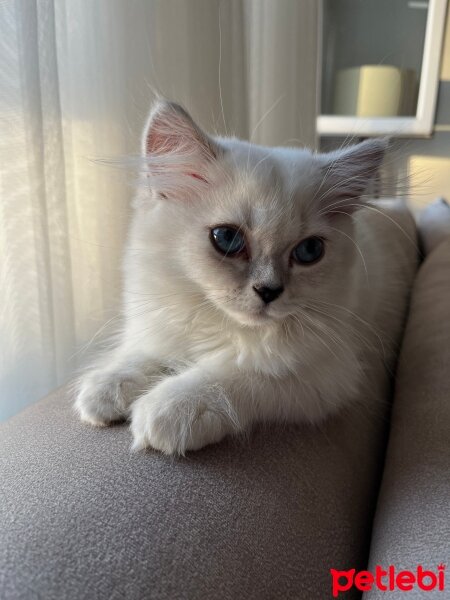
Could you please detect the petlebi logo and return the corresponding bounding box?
[330,564,446,597]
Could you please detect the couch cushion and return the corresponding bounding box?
[364,238,450,599]
[0,367,395,600]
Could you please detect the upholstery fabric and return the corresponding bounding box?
[417,198,450,256]
[364,238,450,599]
[0,375,392,599]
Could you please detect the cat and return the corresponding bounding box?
[75,100,418,455]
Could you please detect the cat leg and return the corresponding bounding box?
[129,356,352,455]
[129,362,241,454]
[129,357,292,455]
[75,348,162,427]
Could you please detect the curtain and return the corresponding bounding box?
[0,0,319,420]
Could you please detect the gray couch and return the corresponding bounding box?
[1,233,449,599]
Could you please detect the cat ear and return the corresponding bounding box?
[142,100,219,200]
[316,138,388,214]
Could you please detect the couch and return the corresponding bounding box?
[1,209,449,600]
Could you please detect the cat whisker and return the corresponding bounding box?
[311,299,391,350]
[327,225,369,283]
[345,203,419,251]
[300,303,382,359]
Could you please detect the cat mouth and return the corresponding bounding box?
[220,298,287,326]
[227,305,275,326]
[251,306,291,324]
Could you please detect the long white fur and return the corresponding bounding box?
[75,101,418,455]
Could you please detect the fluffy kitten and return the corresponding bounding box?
[75,100,417,455]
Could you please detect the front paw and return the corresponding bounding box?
[130,381,238,455]
[75,368,146,427]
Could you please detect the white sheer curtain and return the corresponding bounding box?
[0,0,318,420]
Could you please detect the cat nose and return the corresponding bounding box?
[253,285,284,304]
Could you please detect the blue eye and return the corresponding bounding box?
[211,226,245,256]
[292,237,324,265]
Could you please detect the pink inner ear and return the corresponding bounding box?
[188,172,208,183]
[143,103,217,199]
[146,127,180,156]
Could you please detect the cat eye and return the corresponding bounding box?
[292,236,324,265]
[210,226,246,256]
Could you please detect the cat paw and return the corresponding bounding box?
[75,368,146,427]
[130,382,236,455]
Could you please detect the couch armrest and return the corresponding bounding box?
[364,239,450,599]
[0,376,395,598]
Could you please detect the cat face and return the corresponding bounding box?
[140,101,386,327]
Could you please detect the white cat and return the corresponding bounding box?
[75,100,418,455]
